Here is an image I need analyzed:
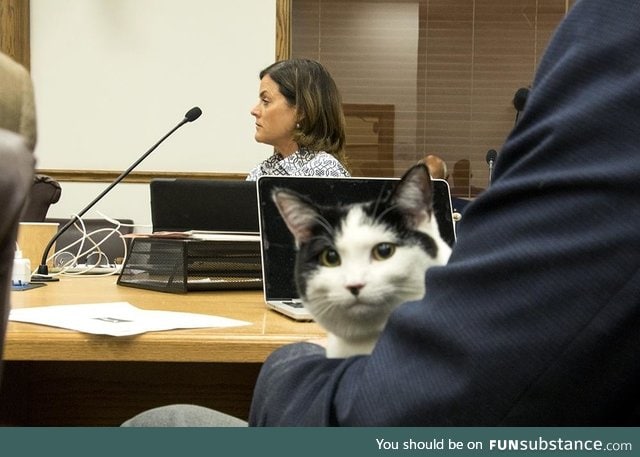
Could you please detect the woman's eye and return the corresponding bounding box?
[319,248,341,267]
[372,243,396,260]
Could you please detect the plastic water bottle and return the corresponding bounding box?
[12,249,31,286]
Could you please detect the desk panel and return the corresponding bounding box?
[0,360,261,426]
[2,276,323,425]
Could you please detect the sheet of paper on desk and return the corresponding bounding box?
[9,302,250,336]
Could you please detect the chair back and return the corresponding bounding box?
[21,175,62,222]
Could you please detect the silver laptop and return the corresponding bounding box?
[256,175,456,321]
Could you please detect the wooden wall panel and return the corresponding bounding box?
[291,0,575,196]
[0,0,29,69]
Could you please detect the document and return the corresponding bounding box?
[9,302,250,336]
[122,230,260,241]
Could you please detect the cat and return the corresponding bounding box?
[272,163,452,358]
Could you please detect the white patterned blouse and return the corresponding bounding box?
[246,149,350,181]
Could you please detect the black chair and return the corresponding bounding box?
[20,174,62,222]
[0,129,34,383]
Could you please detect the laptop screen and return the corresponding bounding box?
[150,179,259,233]
[257,176,455,301]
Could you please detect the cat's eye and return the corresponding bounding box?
[372,243,396,260]
[319,248,341,267]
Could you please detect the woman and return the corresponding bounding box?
[247,58,350,180]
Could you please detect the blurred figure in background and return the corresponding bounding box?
[419,154,448,180]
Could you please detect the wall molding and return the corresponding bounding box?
[36,169,246,184]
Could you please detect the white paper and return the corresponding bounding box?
[9,302,250,336]
[185,231,260,241]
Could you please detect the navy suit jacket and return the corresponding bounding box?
[249,0,640,426]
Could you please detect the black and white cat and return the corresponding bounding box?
[272,164,452,358]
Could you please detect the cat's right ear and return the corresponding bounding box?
[392,163,434,228]
[272,189,319,245]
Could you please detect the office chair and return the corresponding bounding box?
[0,129,35,383]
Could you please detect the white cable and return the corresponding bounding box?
[95,210,151,229]
[44,214,118,277]
[36,211,147,278]
[57,227,121,277]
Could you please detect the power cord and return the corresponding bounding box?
[35,212,149,278]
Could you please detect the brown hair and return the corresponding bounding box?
[259,58,349,170]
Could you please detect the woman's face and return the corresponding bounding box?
[251,74,298,156]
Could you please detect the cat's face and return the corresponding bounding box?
[296,204,442,339]
[273,164,451,341]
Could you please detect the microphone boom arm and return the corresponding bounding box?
[36,108,201,276]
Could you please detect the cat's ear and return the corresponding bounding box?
[272,189,319,245]
[392,163,434,228]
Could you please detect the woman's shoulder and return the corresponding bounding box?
[304,151,350,176]
[249,150,350,179]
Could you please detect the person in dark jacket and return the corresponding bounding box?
[249,0,640,426]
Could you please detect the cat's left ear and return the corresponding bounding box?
[392,163,434,228]
[272,189,319,245]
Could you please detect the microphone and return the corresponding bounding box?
[184,106,203,123]
[486,149,497,184]
[513,87,529,124]
[34,106,203,279]
[513,87,529,111]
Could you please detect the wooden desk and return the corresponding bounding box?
[1,276,322,426]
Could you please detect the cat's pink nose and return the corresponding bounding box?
[347,284,364,296]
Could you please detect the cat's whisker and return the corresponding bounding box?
[370,187,389,218]
[308,233,334,246]
[311,213,335,236]
[373,202,401,226]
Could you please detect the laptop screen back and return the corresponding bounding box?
[150,179,259,233]
[257,175,455,302]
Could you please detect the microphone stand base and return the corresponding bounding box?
[30,274,60,282]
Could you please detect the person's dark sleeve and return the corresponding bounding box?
[249,343,365,426]
[249,0,640,426]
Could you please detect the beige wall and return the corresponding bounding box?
[30,0,277,227]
